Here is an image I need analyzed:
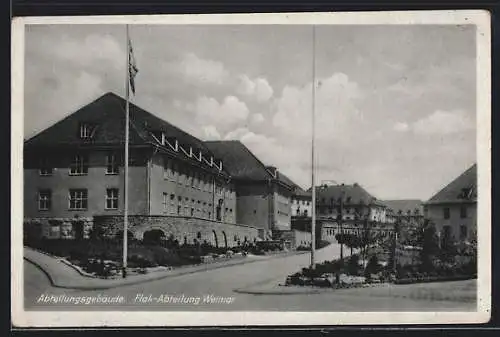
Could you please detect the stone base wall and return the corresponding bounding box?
[93,215,259,248]
[24,217,94,240]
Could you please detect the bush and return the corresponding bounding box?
[364,255,382,276]
[347,255,360,276]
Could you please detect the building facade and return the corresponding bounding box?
[24,92,256,246]
[316,183,394,242]
[382,199,425,243]
[291,188,312,217]
[204,142,294,239]
[424,164,477,244]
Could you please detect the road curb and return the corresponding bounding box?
[23,256,58,288]
[24,248,308,291]
[233,288,328,295]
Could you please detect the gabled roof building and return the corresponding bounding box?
[23,92,265,246]
[424,164,477,243]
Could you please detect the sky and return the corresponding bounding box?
[24,24,477,200]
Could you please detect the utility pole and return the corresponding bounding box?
[310,25,316,269]
[337,190,344,261]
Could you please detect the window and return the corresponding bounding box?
[162,193,169,213]
[460,205,467,219]
[39,158,53,176]
[105,188,119,210]
[79,123,94,139]
[177,205,182,215]
[69,154,88,175]
[460,225,468,240]
[38,190,51,210]
[69,189,88,210]
[178,166,185,184]
[105,153,119,174]
[443,207,450,219]
[170,194,176,214]
[192,172,197,188]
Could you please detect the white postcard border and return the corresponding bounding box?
[11,10,491,327]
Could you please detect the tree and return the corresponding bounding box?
[347,254,360,276]
[364,254,381,277]
[359,218,377,267]
[419,221,440,272]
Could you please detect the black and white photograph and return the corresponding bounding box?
[11,11,491,327]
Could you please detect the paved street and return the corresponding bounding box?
[24,244,475,312]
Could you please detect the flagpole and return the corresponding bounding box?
[311,25,316,269]
[122,24,130,279]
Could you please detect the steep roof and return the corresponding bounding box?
[25,92,206,149]
[426,164,477,204]
[314,183,383,206]
[204,140,273,181]
[24,92,226,173]
[382,199,424,215]
[272,169,311,198]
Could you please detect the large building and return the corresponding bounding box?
[203,142,295,239]
[424,164,477,244]
[317,183,393,242]
[23,92,264,246]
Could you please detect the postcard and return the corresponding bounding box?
[11,10,491,327]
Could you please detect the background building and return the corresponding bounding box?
[291,187,312,217]
[424,164,477,244]
[382,199,424,244]
[24,92,257,246]
[316,183,393,242]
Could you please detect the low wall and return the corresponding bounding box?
[93,215,259,248]
[24,217,93,240]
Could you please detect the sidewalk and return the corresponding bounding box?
[235,277,477,302]
[24,247,306,290]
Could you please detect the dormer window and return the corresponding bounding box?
[152,131,165,145]
[79,123,95,139]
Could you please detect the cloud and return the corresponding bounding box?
[412,110,474,135]
[393,122,409,132]
[272,72,362,142]
[250,113,265,124]
[184,95,250,133]
[50,34,124,70]
[237,75,274,102]
[171,52,229,85]
[202,125,222,140]
[25,70,105,139]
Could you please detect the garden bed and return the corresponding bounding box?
[25,238,256,278]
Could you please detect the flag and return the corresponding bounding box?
[128,37,138,95]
